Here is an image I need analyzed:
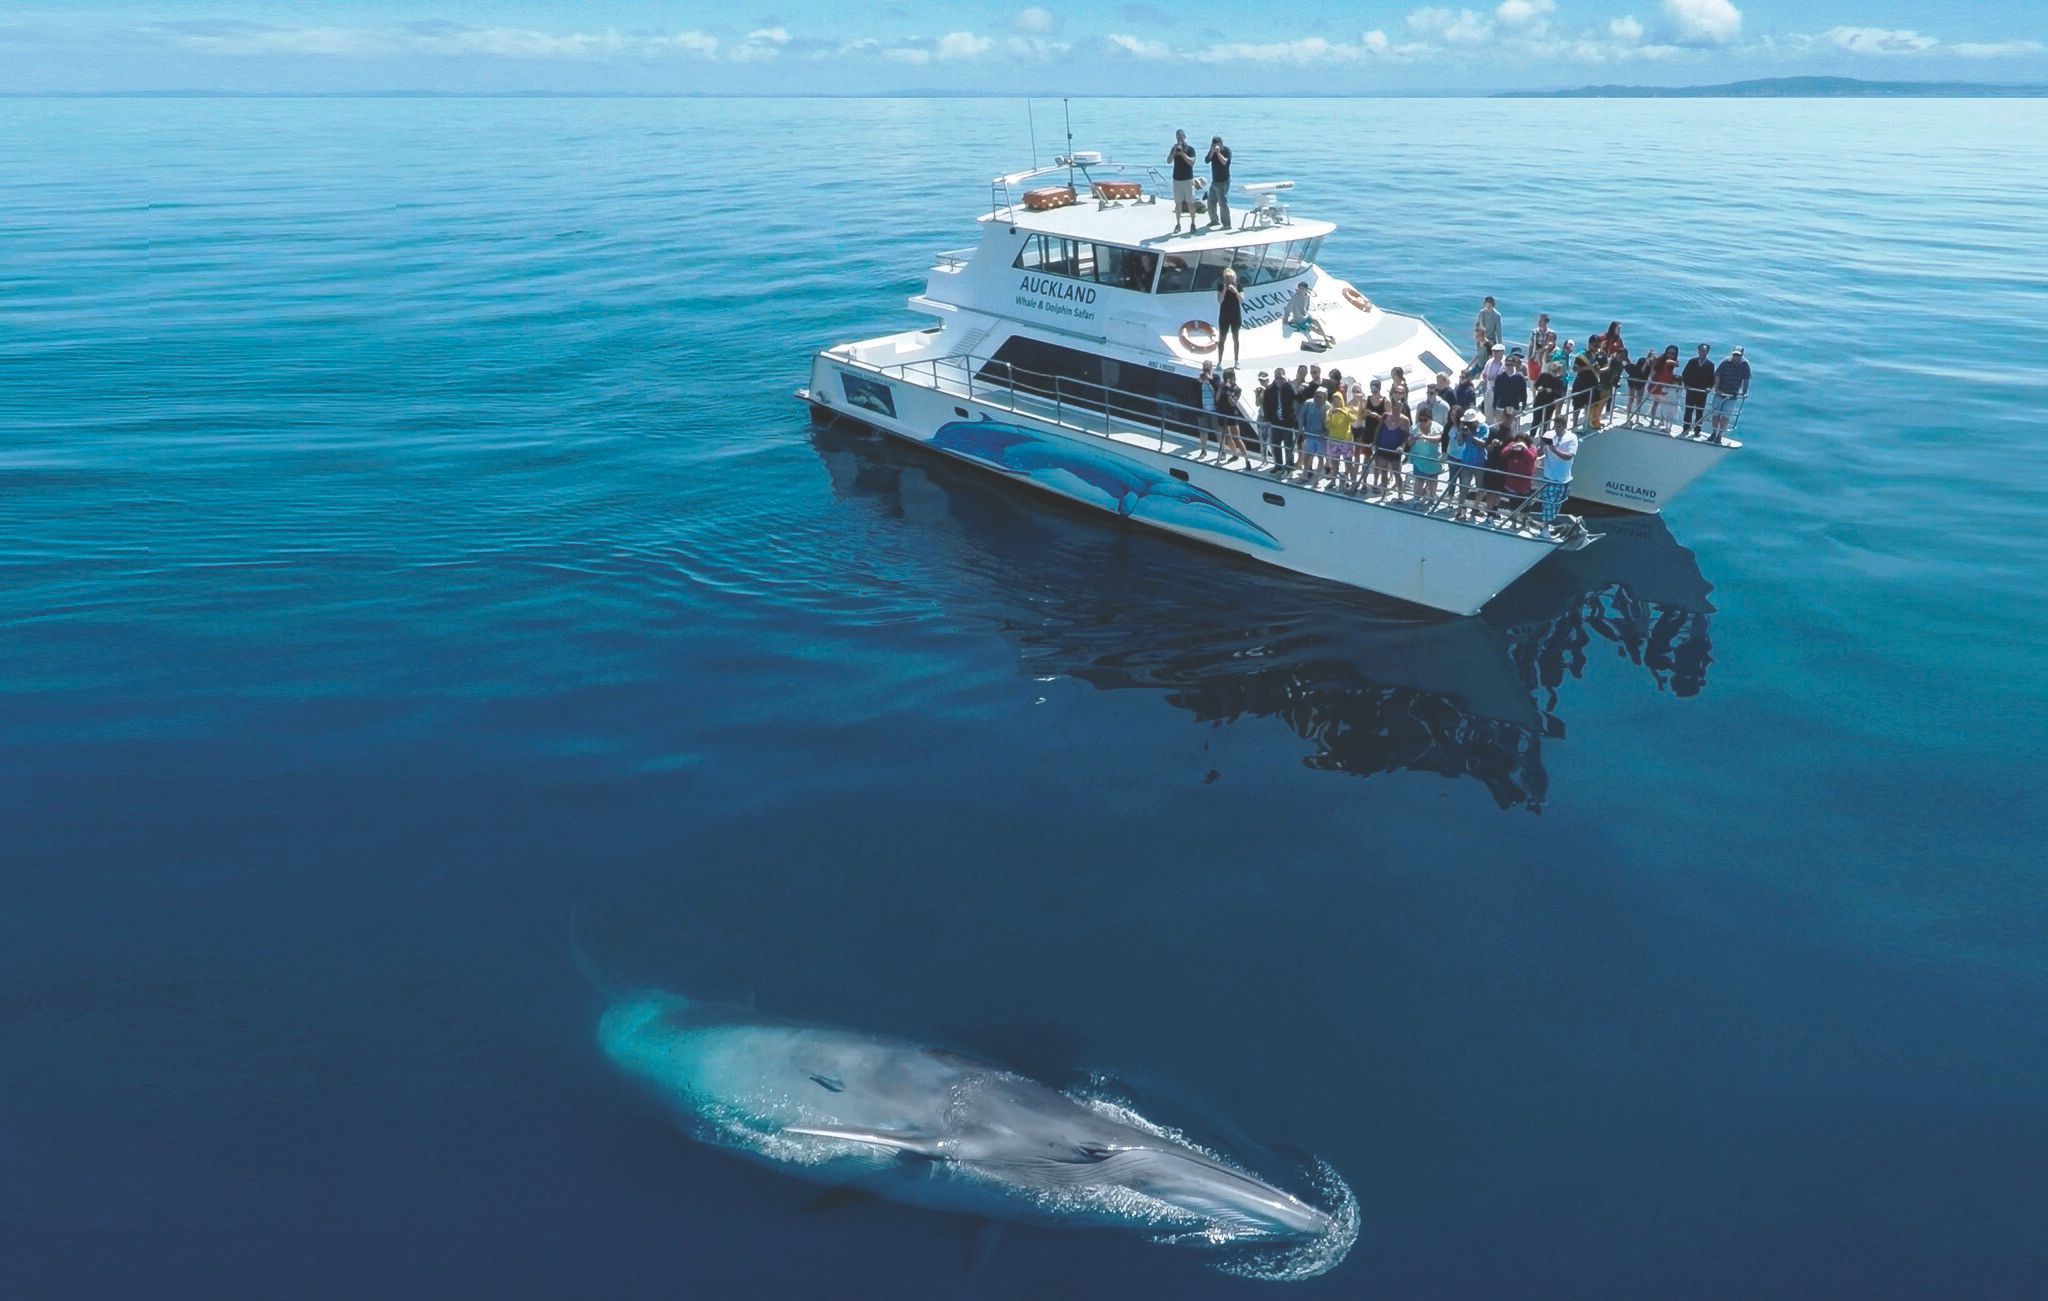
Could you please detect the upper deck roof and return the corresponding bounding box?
[984,158,1336,252]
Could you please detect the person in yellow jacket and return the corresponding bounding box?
[1321,394,1356,490]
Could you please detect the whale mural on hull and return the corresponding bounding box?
[929,418,1282,552]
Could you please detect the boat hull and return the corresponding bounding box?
[1567,423,1736,514]
[806,357,1566,617]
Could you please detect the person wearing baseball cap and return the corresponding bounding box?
[1712,346,1751,443]
[1449,407,1488,521]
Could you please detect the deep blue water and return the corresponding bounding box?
[5,97,2047,1297]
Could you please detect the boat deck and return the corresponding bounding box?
[823,346,1596,548]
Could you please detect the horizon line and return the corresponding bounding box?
[5,86,2047,101]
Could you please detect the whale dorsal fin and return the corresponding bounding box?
[785,1125,942,1156]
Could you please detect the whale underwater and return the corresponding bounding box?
[598,992,1357,1279]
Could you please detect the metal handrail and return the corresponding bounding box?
[989,157,1175,221]
[1428,364,1750,446]
[831,347,1589,544]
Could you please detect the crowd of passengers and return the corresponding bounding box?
[1183,300,1753,534]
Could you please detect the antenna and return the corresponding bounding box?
[1063,98,1074,183]
[1027,99,1039,170]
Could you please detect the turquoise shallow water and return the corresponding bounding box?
[4,97,2047,1296]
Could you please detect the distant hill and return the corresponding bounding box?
[1503,76,2048,99]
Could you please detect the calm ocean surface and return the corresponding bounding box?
[4,96,2046,1297]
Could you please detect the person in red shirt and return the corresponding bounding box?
[1500,429,1539,512]
[1647,345,1680,427]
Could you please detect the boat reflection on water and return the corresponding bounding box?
[810,422,1714,812]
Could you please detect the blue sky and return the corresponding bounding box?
[2,1,2042,93]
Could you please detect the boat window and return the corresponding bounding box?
[1419,350,1454,376]
[1297,235,1325,268]
[1013,235,1154,291]
[1258,244,1300,286]
[1230,244,1266,287]
[1097,245,1159,292]
[1191,249,1233,292]
[1157,253,1197,294]
[1269,239,1306,280]
[976,337,1207,436]
[1255,242,1303,286]
[1156,242,1306,291]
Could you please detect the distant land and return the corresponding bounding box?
[1502,76,2048,98]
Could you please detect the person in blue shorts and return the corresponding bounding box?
[1297,384,1327,481]
[1711,345,1751,443]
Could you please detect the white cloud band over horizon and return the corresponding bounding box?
[0,4,2041,93]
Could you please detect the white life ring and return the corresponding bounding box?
[1179,320,1218,352]
[1342,286,1372,312]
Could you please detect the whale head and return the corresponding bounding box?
[984,1135,1334,1243]
[1095,1144,1334,1242]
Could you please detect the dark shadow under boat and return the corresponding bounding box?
[810,421,1715,812]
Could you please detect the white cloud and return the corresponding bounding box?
[1190,28,1421,64]
[170,25,387,56]
[1407,7,1492,44]
[1609,15,1644,42]
[934,30,994,59]
[1012,7,1057,34]
[1823,26,1937,55]
[1952,39,2047,57]
[160,22,731,60]
[1496,0,1554,29]
[883,45,930,64]
[1106,32,1170,58]
[1005,35,1072,57]
[662,31,721,57]
[1661,0,1740,45]
[1195,36,1345,63]
[728,27,792,61]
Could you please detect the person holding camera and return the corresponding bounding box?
[1168,131,1200,235]
[1204,135,1232,230]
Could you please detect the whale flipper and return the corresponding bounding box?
[784,1125,944,1156]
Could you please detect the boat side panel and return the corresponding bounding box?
[1567,425,1736,514]
[808,357,1558,616]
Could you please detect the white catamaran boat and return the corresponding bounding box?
[802,152,1742,616]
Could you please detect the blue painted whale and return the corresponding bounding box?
[929,419,1281,551]
[599,992,1355,1277]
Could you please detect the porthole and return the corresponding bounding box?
[1263,492,1286,506]
[1169,468,1190,482]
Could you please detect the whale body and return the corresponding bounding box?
[598,993,1354,1274]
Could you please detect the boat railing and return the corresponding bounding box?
[933,248,974,272]
[989,158,1173,222]
[833,347,1590,545]
[1468,373,1750,448]
[1430,342,1751,445]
